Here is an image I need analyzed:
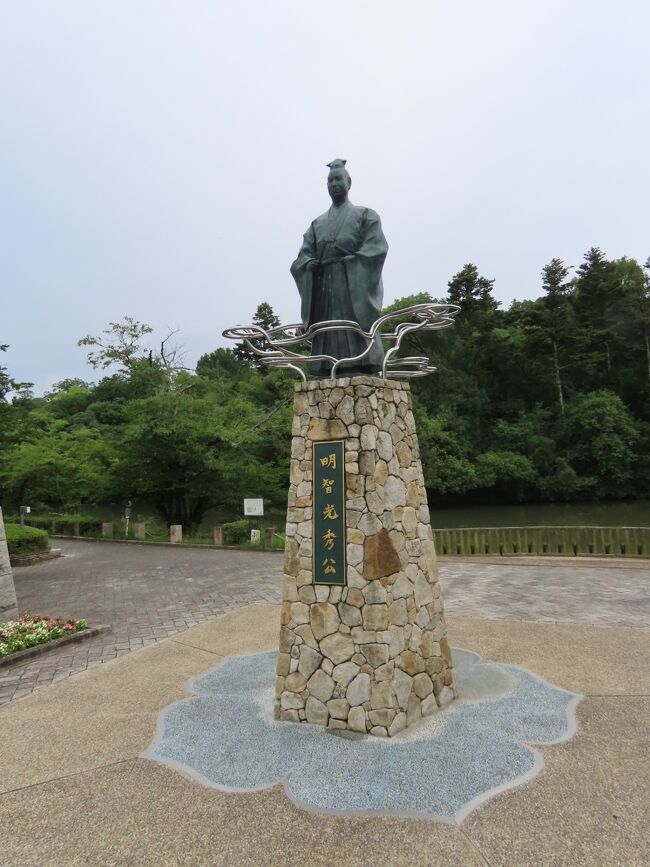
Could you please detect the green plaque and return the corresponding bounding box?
[313,440,346,585]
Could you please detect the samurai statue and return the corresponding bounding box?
[290,159,389,377]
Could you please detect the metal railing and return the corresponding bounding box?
[433,526,650,558]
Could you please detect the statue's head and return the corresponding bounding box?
[327,158,351,205]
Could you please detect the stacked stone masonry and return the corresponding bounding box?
[274,376,455,737]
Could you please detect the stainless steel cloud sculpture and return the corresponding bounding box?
[223,302,459,381]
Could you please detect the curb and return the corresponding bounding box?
[437,555,650,569]
[47,537,648,566]
[50,535,285,553]
[10,548,64,568]
[0,624,111,668]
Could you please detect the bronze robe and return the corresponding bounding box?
[290,202,388,377]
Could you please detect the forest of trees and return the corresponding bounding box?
[1,248,649,530]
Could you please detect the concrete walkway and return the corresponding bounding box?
[2,539,648,705]
[0,603,648,866]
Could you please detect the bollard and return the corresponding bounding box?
[213,526,223,546]
[264,527,276,548]
[102,522,114,538]
[73,522,81,537]
[133,522,145,540]
[170,524,183,544]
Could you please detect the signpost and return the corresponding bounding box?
[312,440,346,584]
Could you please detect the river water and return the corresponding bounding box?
[428,500,650,529]
[78,499,650,532]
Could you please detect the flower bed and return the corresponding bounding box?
[0,612,87,658]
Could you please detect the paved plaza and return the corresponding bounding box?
[1,539,648,865]
[2,539,648,705]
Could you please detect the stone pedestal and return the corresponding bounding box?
[274,376,454,737]
[0,507,18,622]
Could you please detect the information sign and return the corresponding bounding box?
[313,440,346,585]
[244,498,264,517]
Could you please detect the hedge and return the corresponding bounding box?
[25,515,103,536]
[222,519,251,545]
[5,524,50,556]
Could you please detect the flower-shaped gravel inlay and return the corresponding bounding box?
[143,648,581,825]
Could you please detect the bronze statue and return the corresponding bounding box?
[290,160,388,377]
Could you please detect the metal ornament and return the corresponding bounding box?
[223,302,460,381]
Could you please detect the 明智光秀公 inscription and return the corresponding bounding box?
[312,440,346,584]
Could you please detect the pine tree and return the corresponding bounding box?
[234,302,281,368]
[541,258,572,414]
[573,247,618,378]
[446,263,499,326]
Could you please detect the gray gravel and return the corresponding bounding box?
[145,647,580,824]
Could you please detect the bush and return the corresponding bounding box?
[26,514,104,537]
[5,524,49,556]
[222,519,251,545]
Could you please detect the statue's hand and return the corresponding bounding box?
[341,255,355,264]
[306,260,320,272]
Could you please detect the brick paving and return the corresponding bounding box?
[1,540,282,706]
[440,558,650,628]
[1,539,648,706]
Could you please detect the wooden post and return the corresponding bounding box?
[73,521,81,536]
[133,522,145,540]
[264,527,276,548]
[213,526,223,546]
[170,524,183,544]
[102,522,114,538]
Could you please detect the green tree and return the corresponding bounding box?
[234,302,281,368]
[563,391,638,498]
[4,246,650,522]
[0,420,117,510]
[610,256,650,417]
[0,345,33,402]
[78,317,154,371]
[537,458,587,502]
[0,345,34,457]
[540,258,573,414]
[196,347,246,381]
[473,450,538,502]
[115,375,289,530]
[572,247,621,385]
[446,264,499,324]
[413,406,479,497]
[502,261,576,415]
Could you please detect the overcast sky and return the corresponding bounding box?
[1,0,648,394]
